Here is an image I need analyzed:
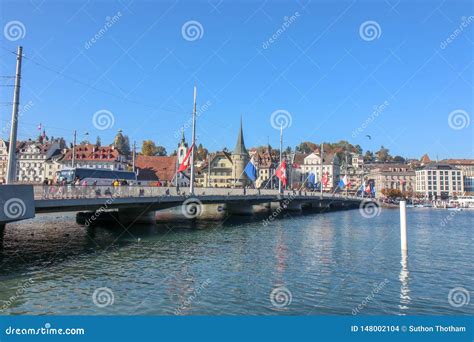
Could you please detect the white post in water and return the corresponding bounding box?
[400,200,407,251]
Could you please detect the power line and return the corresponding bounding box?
[0,46,182,114]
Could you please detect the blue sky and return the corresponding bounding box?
[0,0,473,159]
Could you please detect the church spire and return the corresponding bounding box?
[233,116,247,155]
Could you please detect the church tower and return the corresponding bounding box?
[231,117,249,187]
[177,129,188,164]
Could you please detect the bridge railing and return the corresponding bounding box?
[33,185,364,201]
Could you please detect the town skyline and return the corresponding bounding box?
[1,1,472,160]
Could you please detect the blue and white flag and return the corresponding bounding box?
[338,175,348,188]
[308,173,316,185]
[244,157,257,181]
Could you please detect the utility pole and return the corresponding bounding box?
[278,123,283,194]
[189,86,197,194]
[320,143,324,197]
[132,140,136,173]
[71,130,77,168]
[345,152,348,198]
[207,153,211,187]
[6,46,23,184]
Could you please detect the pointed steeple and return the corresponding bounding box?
[181,128,185,144]
[233,116,247,155]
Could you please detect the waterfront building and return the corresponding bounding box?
[253,146,277,188]
[368,164,416,198]
[196,120,251,188]
[0,139,10,183]
[1,138,61,183]
[440,159,474,193]
[61,144,128,170]
[177,131,188,164]
[301,151,341,191]
[231,118,250,188]
[415,163,464,199]
[135,155,188,186]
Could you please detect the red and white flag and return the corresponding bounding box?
[275,160,287,186]
[322,172,329,187]
[177,143,194,173]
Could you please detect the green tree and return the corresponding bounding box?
[393,155,406,163]
[142,140,157,156]
[114,129,130,156]
[155,145,167,156]
[364,150,374,163]
[376,146,391,163]
[196,143,208,160]
[296,141,318,153]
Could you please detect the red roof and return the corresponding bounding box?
[136,155,177,182]
[63,144,121,162]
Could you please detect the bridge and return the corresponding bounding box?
[0,184,375,228]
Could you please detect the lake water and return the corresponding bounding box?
[0,208,472,315]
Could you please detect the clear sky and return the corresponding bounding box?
[0,0,472,159]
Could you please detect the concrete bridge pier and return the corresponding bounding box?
[198,204,226,220]
[252,203,271,214]
[225,203,254,216]
[119,209,156,225]
[282,200,303,212]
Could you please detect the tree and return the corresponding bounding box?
[296,142,318,154]
[196,144,208,160]
[141,140,167,156]
[376,146,391,163]
[393,155,406,163]
[364,150,374,163]
[156,146,167,156]
[114,130,130,156]
[142,140,158,156]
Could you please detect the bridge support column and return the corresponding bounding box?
[119,209,156,225]
[225,203,254,216]
[253,203,271,214]
[198,204,226,220]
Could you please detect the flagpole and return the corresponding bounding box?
[320,143,324,197]
[190,86,197,194]
[278,123,283,194]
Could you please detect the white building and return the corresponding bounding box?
[16,140,61,183]
[61,144,128,170]
[415,163,464,199]
[302,152,340,191]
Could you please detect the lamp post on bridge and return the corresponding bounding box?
[6,46,23,184]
